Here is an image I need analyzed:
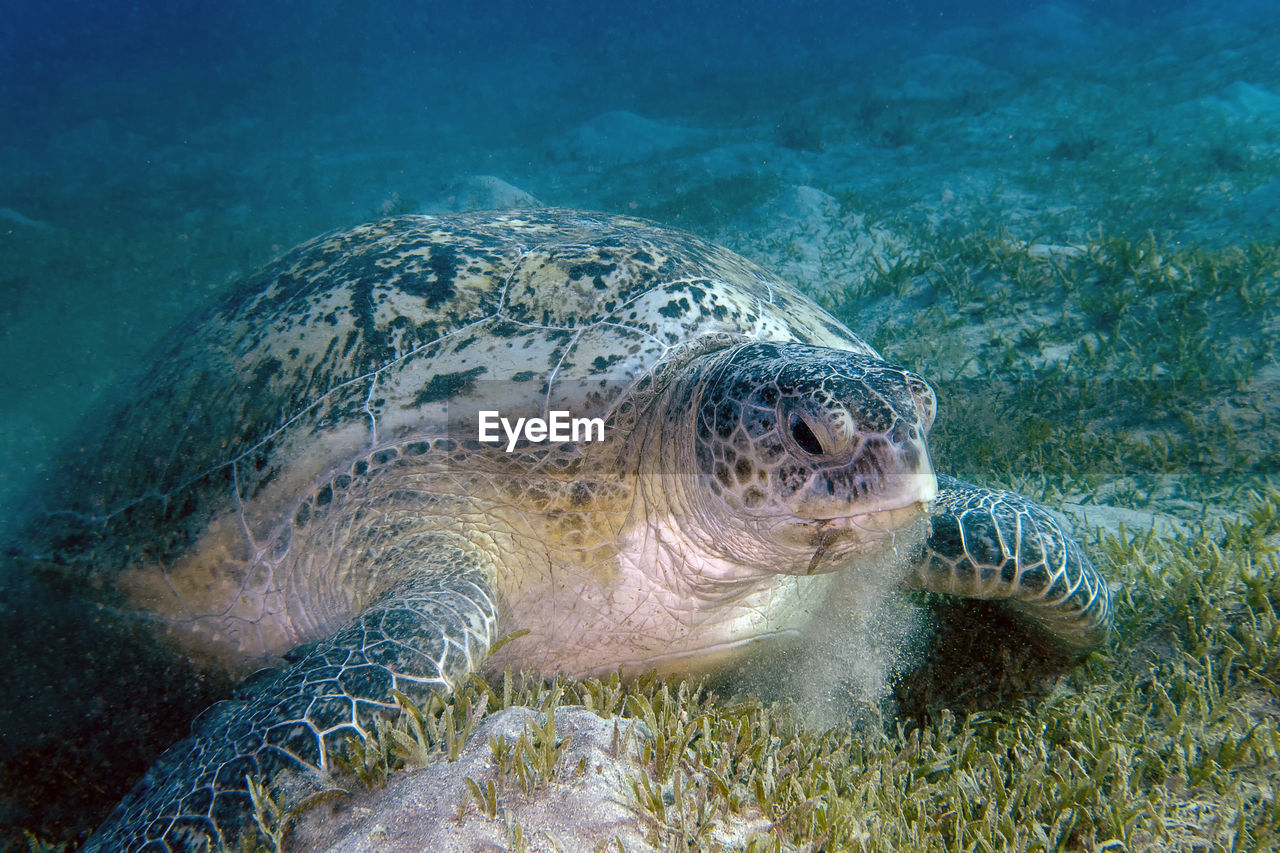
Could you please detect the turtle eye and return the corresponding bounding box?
[789,413,825,456]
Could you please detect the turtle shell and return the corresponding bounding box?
[34,209,874,607]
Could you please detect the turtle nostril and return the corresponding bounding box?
[789,414,825,456]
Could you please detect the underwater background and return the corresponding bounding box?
[2,0,1279,849]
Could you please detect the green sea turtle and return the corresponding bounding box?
[1,209,1110,851]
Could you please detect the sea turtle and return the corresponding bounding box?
[0,209,1110,851]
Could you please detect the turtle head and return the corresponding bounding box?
[673,341,937,575]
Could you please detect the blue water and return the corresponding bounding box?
[2,0,1267,482]
[2,0,1279,846]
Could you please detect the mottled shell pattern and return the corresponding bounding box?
[36,210,873,614]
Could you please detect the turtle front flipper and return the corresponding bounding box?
[82,541,499,853]
[907,474,1112,651]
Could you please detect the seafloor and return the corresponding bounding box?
[2,1,1279,851]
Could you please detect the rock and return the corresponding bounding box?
[0,207,53,232]
[1204,81,1280,125]
[290,706,656,853]
[428,175,542,213]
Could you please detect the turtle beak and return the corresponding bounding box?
[913,467,939,507]
[794,497,933,575]
[800,459,938,523]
